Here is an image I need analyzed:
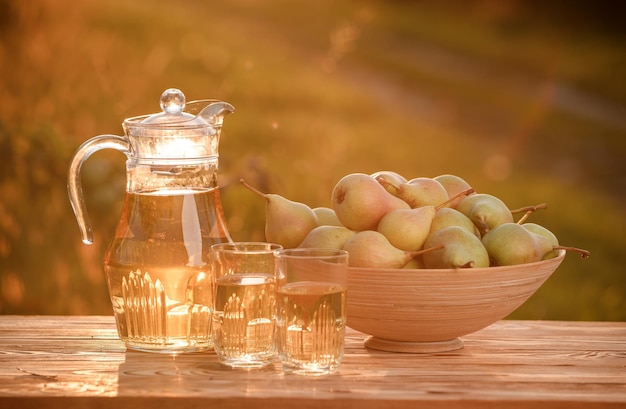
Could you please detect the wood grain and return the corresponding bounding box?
[0,316,625,408]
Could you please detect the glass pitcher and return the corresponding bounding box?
[68,88,234,353]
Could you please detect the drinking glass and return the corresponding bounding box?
[211,242,282,368]
[274,248,349,376]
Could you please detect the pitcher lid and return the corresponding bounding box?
[140,88,204,126]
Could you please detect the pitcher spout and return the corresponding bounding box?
[190,100,235,126]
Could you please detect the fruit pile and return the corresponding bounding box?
[241,172,589,269]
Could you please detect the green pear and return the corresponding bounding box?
[241,179,318,248]
[522,223,559,259]
[377,177,449,208]
[430,207,481,238]
[522,222,590,260]
[313,207,343,226]
[434,174,474,208]
[481,222,543,266]
[342,230,417,268]
[298,225,356,250]
[331,173,409,231]
[456,193,513,235]
[377,206,436,251]
[423,226,489,269]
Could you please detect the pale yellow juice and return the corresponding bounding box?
[275,281,346,374]
[212,273,276,365]
[107,265,212,351]
[104,189,229,352]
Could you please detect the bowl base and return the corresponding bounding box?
[364,336,464,353]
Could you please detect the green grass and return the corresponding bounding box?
[0,0,624,320]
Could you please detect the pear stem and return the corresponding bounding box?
[411,243,445,257]
[375,177,400,195]
[240,178,268,201]
[435,188,475,210]
[513,203,548,224]
[554,245,591,259]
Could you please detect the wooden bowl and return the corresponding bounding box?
[347,250,565,353]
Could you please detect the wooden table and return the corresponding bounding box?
[0,316,625,408]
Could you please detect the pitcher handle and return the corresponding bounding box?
[67,135,131,245]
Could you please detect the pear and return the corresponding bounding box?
[456,193,513,235]
[377,188,475,251]
[481,222,543,266]
[434,174,474,208]
[342,230,418,268]
[377,177,449,208]
[522,223,559,260]
[331,173,409,231]
[371,170,408,194]
[430,207,481,238]
[522,223,590,260]
[241,179,318,248]
[313,207,343,227]
[377,206,436,251]
[402,257,425,269]
[298,225,356,250]
[423,226,489,269]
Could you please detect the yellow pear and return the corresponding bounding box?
[430,207,481,238]
[313,207,343,226]
[402,257,425,269]
[434,174,474,208]
[377,177,449,208]
[331,173,409,231]
[298,225,356,250]
[342,230,417,268]
[378,187,476,251]
[241,179,318,248]
[371,170,408,194]
[377,206,436,251]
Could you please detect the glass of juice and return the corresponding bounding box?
[211,242,282,368]
[274,248,349,376]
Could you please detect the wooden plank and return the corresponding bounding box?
[0,316,625,408]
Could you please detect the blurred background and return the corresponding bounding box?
[1,0,624,320]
